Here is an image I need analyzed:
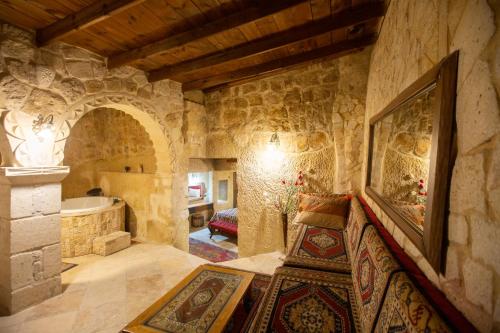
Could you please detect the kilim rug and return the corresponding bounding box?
[189,237,238,262]
[284,223,351,273]
[249,266,361,332]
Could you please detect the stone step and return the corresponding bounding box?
[93,231,131,256]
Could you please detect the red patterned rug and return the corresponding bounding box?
[189,238,238,263]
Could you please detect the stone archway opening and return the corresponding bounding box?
[61,101,179,245]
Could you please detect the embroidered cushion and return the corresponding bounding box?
[249,266,361,332]
[352,225,401,332]
[284,224,351,273]
[345,197,372,258]
[375,271,452,333]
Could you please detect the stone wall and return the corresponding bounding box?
[0,22,189,252]
[363,0,500,331]
[0,168,67,315]
[204,50,371,256]
[62,108,157,199]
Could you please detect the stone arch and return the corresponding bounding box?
[61,93,181,245]
[64,93,174,174]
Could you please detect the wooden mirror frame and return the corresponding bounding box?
[365,51,458,273]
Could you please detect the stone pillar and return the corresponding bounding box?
[0,167,69,315]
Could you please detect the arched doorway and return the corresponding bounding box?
[63,107,158,239]
[61,95,186,248]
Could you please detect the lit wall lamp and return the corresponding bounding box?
[27,114,56,166]
[267,132,280,152]
[32,114,55,141]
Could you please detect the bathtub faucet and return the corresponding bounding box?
[86,188,103,196]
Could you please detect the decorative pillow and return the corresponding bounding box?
[188,187,201,197]
[294,211,345,229]
[297,193,351,228]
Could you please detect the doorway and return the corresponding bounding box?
[187,158,239,262]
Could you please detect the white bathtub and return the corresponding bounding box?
[61,196,114,216]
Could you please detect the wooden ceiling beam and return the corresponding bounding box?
[36,0,146,46]
[149,2,384,82]
[182,34,377,92]
[107,0,309,69]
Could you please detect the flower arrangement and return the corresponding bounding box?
[411,178,427,205]
[274,171,305,214]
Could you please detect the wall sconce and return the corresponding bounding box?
[267,132,280,152]
[26,114,56,166]
[32,114,55,142]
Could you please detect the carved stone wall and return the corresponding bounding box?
[0,23,189,250]
[204,50,371,256]
[363,1,500,331]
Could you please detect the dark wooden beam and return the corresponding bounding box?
[149,2,384,82]
[107,0,309,69]
[182,34,377,92]
[36,0,146,46]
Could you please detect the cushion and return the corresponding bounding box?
[284,224,351,274]
[375,272,452,333]
[352,225,402,333]
[297,193,350,228]
[294,211,346,229]
[249,266,361,332]
[345,197,372,258]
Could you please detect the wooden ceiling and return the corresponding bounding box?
[0,0,386,92]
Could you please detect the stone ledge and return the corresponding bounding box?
[0,167,69,186]
[93,231,131,256]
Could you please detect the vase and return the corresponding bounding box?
[281,213,288,254]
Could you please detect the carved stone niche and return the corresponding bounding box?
[365,51,459,273]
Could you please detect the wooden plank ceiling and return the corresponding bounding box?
[0,0,386,92]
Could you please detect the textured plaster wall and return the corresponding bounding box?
[204,51,371,256]
[363,0,500,331]
[0,23,190,250]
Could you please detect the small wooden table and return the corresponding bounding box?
[122,264,255,333]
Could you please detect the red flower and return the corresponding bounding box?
[299,181,304,186]
[294,181,298,186]
[418,184,424,189]
[419,179,424,183]
[281,180,286,185]
[298,174,303,180]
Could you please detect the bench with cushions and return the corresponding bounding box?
[249,194,477,332]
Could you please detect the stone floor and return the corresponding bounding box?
[0,243,282,333]
[189,227,238,253]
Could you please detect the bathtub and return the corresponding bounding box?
[60,197,125,257]
[61,196,114,216]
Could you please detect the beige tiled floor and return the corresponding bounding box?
[0,243,282,333]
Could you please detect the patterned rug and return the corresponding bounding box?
[189,238,238,263]
[284,224,351,273]
[250,266,361,332]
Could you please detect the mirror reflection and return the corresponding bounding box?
[369,86,435,231]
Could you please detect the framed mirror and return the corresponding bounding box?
[365,51,458,272]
